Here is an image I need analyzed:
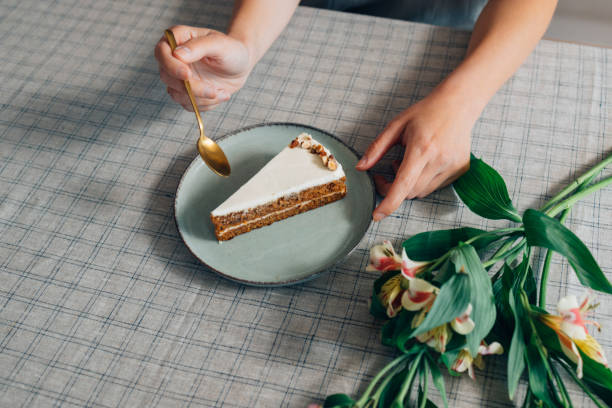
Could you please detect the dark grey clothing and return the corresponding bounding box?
[302,0,488,30]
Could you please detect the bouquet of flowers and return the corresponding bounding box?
[323,154,612,408]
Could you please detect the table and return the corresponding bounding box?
[1,0,610,406]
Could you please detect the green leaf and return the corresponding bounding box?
[581,351,612,404]
[452,245,497,355]
[411,274,470,337]
[523,209,612,294]
[507,277,526,400]
[381,316,400,347]
[323,394,355,408]
[525,333,558,407]
[426,355,449,408]
[452,154,521,222]
[402,227,499,262]
[370,285,390,320]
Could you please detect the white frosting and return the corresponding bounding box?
[211,137,345,216]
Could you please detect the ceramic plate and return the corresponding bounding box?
[174,123,375,286]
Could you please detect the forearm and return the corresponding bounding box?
[228,0,300,68]
[434,0,558,116]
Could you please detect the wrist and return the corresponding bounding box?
[427,76,486,123]
[227,29,259,71]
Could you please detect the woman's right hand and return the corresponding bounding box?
[154,25,253,111]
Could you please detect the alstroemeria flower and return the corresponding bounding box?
[451,304,476,335]
[379,275,404,318]
[401,248,430,280]
[366,241,402,272]
[416,323,452,353]
[411,305,452,353]
[401,278,438,311]
[452,341,504,379]
[540,293,608,378]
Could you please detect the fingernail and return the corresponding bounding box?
[174,46,190,57]
[356,156,367,168]
[373,211,385,221]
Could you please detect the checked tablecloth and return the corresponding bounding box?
[1,0,611,407]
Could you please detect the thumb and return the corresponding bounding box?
[173,34,227,63]
[356,119,403,170]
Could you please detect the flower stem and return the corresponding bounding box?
[538,209,570,307]
[354,353,409,407]
[546,175,612,218]
[549,360,572,408]
[366,361,406,407]
[540,153,612,212]
[557,358,607,408]
[418,359,428,408]
[483,238,526,268]
[464,227,524,246]
[391,351,424,408]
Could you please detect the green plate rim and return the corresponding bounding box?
[174,122,376,286]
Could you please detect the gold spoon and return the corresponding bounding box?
[164,29,231,177]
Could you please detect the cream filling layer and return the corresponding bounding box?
[217,191,341,237]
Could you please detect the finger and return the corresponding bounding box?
[160,66,219,99]
[418,164,468,198]
[356,119,404,170]
[159,66,186,93]
[372,151,428,221]
[373,174,393,197]
[155,38,191,81]
[173,32,229,64]
[166,25,211,45]
[416,172,453,198]
[168,88,229,111]
[410,165,442,199]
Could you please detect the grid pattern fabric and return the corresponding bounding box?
[1,0,611,407]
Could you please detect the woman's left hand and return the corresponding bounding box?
[356,88,479,221]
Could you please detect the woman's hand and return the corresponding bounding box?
[154,25,253,111]
[356,89,477,221]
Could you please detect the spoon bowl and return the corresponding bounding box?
[164,29,231,177]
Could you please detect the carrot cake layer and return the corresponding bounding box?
[210,133,347,241]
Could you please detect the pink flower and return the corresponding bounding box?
[451,304,476,335]
[411,303,452,353]
[400,248,430,280]
[401,278,438,311]
[540,293,607,378]
[451,341,504,379]
[366,241,402,272]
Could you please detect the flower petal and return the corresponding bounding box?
[574,335,609,368]
[401,248,429,280]
[401,290,434,311]
[380,275,403,318]
[558,295,580,315]
[425,325,452,353]
[451,316,475,335]
[558,330,584,378]
[401,278,437,311]
[366,241,402,272]
[451,304,475,335]
[451,349,472,373]
[478,341,504,356]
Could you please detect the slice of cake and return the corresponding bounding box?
[210,133,347,241]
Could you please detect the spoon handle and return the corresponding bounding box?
[164,29,205,136]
